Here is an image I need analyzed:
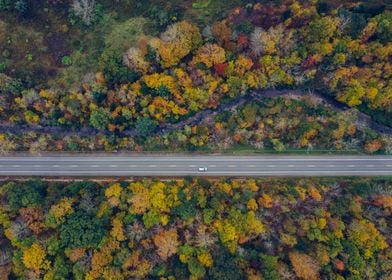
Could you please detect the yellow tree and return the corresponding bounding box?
[348,219,388,258]
[128,182,150,214]
[233,55,254,77]
[337,83,366,107]
[153,21,202,68]
[142,72,182,101]
[22,243,50,274]
[250,26,281,55]
[48,197,74,225]
[149,181,179,213]
[214,220,238,253]
[191,44,226,68]
[105,183,123,207]
[87,239,120,279]
[110,216,127,242]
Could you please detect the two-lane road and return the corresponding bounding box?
[0,155,392,177]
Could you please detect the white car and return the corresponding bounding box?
[198,167,208,172]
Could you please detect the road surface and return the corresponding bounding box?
[0,155,391,177]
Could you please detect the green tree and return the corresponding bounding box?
[135,117,158,137]
[14,0,28,14]
[0,0,11,11]
[99,50,139,87]
[142,210,160,229]
[0,73,23,96]
[271,138,285,152]
[59,212,106,249]
[260,254,279,280]
[91,87,107,104]
[342,240,366,278]
[0,0,28,14]
[305,16,338,44]
[44,256,72,279]
[375,12,392,43]
[172,197,197,221]
[6,180,45,213]
[208,248,244,280]
[89,108,111,130]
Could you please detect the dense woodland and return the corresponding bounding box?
[1,96,391,153]
[0,178,390,279]
[0,0,391,153]
[1,2,392,280]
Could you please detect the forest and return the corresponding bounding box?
[1,96,391,154]
[0,177,390,279]
[0,0,391,153]
[1,1,392,279]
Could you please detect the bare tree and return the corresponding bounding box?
[72,0,96,25]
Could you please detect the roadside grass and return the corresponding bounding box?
[130,143,367,155]
[140,142,389,156]
[219,145,362,155]
[186,0,244,24]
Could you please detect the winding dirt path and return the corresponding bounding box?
[1,89,391,137]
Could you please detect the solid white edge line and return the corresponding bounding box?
[0,171,391,174]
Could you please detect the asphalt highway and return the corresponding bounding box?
[0,155,392,177]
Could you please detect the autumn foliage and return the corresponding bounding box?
[0,1,390,154]
[0,177,390,279]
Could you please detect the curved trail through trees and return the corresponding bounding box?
[1,89,392,137]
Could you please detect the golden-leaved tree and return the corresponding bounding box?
[154,21,202,68]
[22,243,50,275]
[191,44,226,68]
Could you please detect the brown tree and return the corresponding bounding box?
[152,228,179,261]
[289,251,320,280]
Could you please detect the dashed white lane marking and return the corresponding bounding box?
[168,165,177,167]
[149,165,157,167]
[33,165,41,168]
[228,165,236,168]
[128,165,136,168]
[12,165,21,168]
[328,165,336,167]
[91,165,99,168]
[248,165,256,168]
[209,165,217,167]
[307,165,315,167]
[268,165,276,168]
[69,165,78,168]
[110,165,118,168]
[288,165,295,168]
[53,165,60,168]
[367,165,375,168]
[348,165,355,167]
[387,165,392,168]
[189,165,196,167]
